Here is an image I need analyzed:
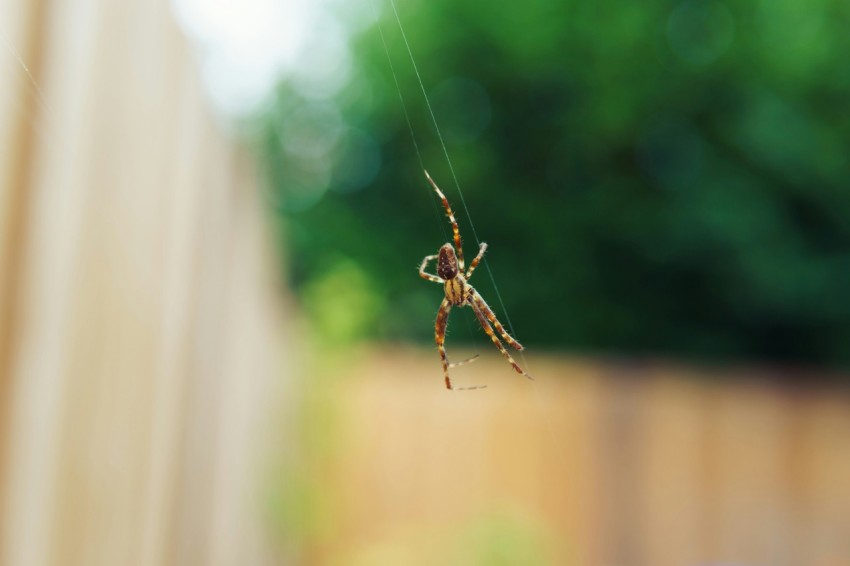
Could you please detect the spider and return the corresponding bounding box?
[419,170,532,390]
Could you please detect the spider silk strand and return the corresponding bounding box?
[371,3,449,245]
[387,0,531,373]
[0,31,50,114]
[371,0,480,343]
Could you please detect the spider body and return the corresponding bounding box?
[437,244,459,281]
[419,170,532,390]
[440,246,468,304]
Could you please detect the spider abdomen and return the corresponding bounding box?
[444,276,468,305]
[437,243,458,280]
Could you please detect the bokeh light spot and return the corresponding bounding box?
[636,116,704,192]
[667,0,735,66]
[332,128,381,193]
[280,100,345,160]
[172,0,352,117]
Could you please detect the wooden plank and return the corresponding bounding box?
[798,391,850,565]
[0,0,46,557]
[637,369,707,566]
[0,0,286,564]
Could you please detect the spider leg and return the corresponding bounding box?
[470,296,533,381]
[419,254,442,283]
[436,298,486,391]
[471,290,524,351]
[450,354,480,368]
[424,170,465,272]
[465,242,487,279]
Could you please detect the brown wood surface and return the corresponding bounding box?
[0,0,287,565]
[320,348,850,566]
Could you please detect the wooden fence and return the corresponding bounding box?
[0,0,287,565]
[318,347,850,566]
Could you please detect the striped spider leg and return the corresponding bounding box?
[419,170,532,390]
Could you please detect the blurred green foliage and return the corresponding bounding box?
[263,0,850,369]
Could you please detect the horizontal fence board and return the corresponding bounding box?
[326,348,850,566]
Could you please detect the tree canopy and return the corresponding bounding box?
[263,0,850,370]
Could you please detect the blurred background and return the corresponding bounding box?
[1,0,849,564]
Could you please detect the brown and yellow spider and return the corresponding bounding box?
[419,170,532,390]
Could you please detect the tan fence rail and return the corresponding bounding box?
[0,0,286,565]
[324,348,850,566]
